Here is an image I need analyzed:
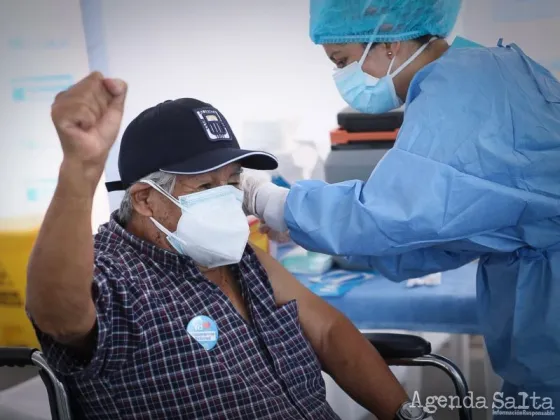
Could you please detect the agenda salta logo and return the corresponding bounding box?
[412,391,555,417]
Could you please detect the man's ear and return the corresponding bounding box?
[129,183,154,217]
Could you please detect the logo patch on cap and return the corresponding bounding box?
[194,107,232,141]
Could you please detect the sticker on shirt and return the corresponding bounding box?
[194,107,232,141]
[187,315,219,350]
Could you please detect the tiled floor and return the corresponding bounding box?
[0,366,37,391]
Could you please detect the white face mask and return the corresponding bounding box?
[333,37,436,114]
[143,180,250,269]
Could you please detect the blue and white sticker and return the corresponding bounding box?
[194,107,232,141]
[187,315,219,350]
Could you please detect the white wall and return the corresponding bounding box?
[82,0,348,211]
[83,0,560,214]
[459,0,560,78]
[6,1,554,223]
[0,0,110,230]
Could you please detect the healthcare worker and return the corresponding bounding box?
[242,0,560,417]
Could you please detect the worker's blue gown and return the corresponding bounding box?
[285,40,560,413]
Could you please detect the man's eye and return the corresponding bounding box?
[229,182,240,187]
[336,60,346,69]
[199,183,212,190]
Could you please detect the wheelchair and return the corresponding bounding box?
[0,333,471,420]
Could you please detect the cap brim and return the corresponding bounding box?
[159,148,278,175]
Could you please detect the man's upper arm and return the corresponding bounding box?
[251,245,342,353]
[33,264,123,379]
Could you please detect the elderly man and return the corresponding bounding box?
[26,73,416,420]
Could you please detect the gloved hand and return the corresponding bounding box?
[241,172,290,233]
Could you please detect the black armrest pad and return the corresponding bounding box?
[0,347,37,367]
[363,333,431,359]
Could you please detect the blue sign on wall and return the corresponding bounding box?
[25,179,57,203]
[8,37,69,50]
[11,74,73,102]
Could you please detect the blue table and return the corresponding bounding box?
[319,262,481,335]
[276,244,481,335]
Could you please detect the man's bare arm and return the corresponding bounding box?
[26,73,127,345]
[252,245,409,420]
[27,162,98,344]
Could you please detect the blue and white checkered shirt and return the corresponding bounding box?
[35,213,340,419]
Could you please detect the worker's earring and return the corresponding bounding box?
[387,51,393,58]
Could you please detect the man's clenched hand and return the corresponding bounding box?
[51,71,127,184]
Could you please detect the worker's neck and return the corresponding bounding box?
[395,39,449,101]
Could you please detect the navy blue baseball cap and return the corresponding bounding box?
[106,98,278,192]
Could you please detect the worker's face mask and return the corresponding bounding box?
[333,38,435,114]
[142,181,249,269]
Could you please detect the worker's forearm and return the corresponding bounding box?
[26,159,100,340]
[320,316,409,420]
[349,249,480,282]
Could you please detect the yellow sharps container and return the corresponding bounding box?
[0,217,40,347]
[248,216,269,253]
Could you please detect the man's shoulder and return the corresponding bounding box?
[239,245,268,277]
[94,220,124,251]
[239,245,277,292]
[92,223,136,282]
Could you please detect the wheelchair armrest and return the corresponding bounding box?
[1,348,72,420]
[363,333,431,359]
[0,347,37,367]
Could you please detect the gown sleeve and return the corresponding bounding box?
[284,52,560,277]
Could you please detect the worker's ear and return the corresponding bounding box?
[385,42,401,59]
[129,183,155,217]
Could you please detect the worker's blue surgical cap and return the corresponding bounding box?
[310,0,462,44]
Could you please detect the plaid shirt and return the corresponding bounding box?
[35,213,340,419]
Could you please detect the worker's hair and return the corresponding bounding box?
[118,171,177,226]
[362,34,439,51]
[414,34,438,45]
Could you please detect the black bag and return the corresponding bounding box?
[337,107,404,132]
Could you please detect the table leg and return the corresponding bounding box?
[448,334,471,387]
[482,341,502,420]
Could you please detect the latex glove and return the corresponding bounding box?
[241,173,289,232]
[406,273,442,288]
